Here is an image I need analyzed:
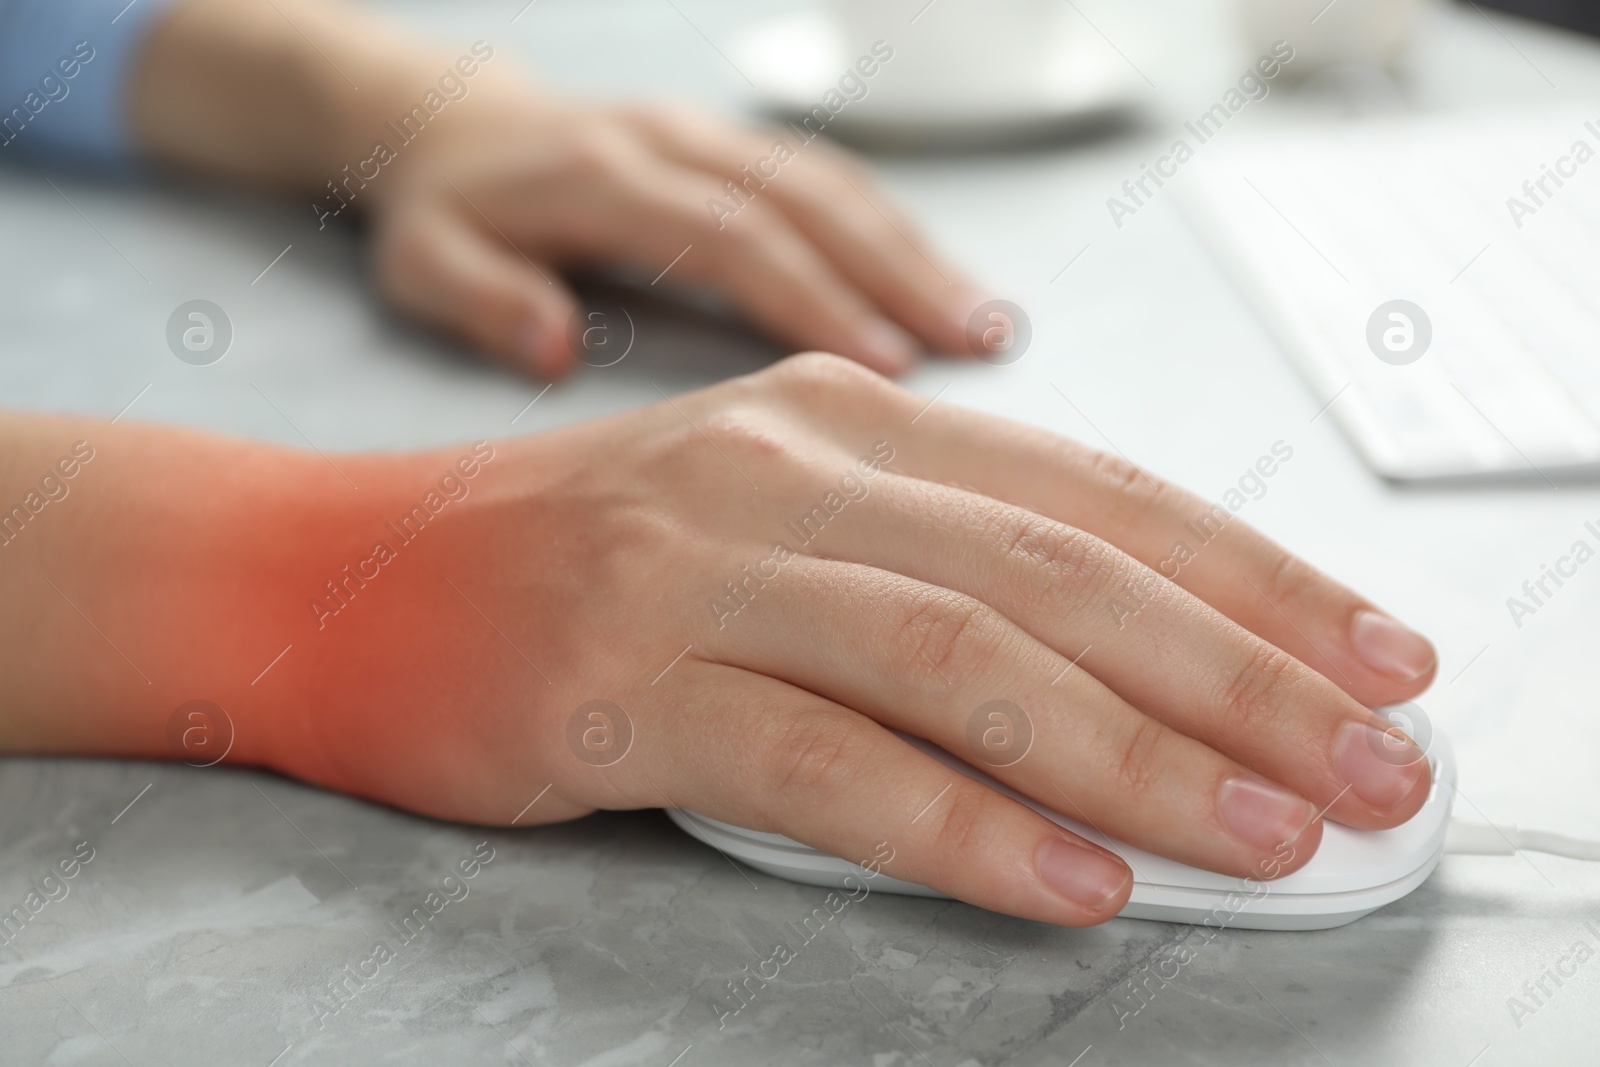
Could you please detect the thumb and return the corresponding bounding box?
[374,209,579,379]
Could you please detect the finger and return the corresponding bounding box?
[681,197,920,376]
[373,209,580,379]
[903,416,1438,708]
[623,106,981,354]
[704,555,1326,879]
[635,661,1133,926]
[761,356,1437,707]
[524,146,923,376]
[790,468,1430,830]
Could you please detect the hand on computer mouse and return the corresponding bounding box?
[240,353,1436,928]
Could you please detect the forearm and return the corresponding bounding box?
[0,413,434,771]
[128,0,520,196]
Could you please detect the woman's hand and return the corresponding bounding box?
[130,0,978,380]
[368,94,980,379]
[264,354,1437,927]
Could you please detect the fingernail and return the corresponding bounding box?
[1036,838,1131,911]
[1350,610,1436,683]
[1333,720,1425,809]
[1218,777,1315,851]
[857,317,917,374]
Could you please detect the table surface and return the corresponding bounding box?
[4,1,1600,1064]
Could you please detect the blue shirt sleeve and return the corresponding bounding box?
[0,0,180,167]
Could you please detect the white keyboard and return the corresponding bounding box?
[1184,110,1600,482]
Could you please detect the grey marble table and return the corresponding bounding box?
[4,0,1600,1063]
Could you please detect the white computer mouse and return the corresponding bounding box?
[667,733,1453,931]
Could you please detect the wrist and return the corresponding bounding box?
[130,0,534,203]
[313,43,540,221]
[239,437,514,793]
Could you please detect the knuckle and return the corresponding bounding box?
[1113,717,1173,796]
[715,209,776,255]
[765,351,897,405]
[892,588,994,682]
[456,282,523,348]
[699,409,796,466]
[820,152,874,188]
[922,786,993,861]
[637,102,721,145]
[370,217,430,297]
[713,203,796,260]
[1218,644,1297,732]
[1088,447,1155,497]
[999,514,1117,606]
[563,126,637,180]
[766,715,862,801]
[1082,448,1172,533]
[1256,548,1308,609]
[625,101,685,132]
[803,132,862,170]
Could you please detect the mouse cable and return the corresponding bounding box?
[1445,819,1600,861]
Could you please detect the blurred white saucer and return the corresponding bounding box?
[730,8,1149,148]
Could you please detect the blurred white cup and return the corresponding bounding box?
[827,0,1069,103]
[1237,0,1428,76]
